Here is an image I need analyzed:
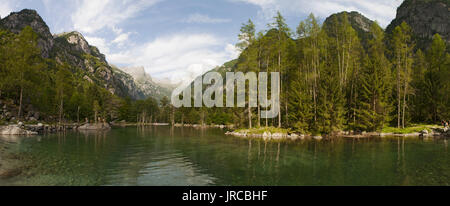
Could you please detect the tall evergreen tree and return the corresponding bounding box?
[268,11,291,128]
[354,22,392,131]
[6,26,46,119]
[392,22,414,128]
[425,34,449,122]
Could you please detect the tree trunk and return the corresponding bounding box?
[77,106,80,124]
[18,86,23,120]
[285,101,288,127]
[181,113,184,126]
[257,104,261,127]
[59,96,63,125]
[313,61,317,122]
[59,90,64,125]
[201,110,204,126]
[402,54,409,129]
[248,104,252,129]
[171,107,175,126]
[278,50,282,128]
[397,56,401,128]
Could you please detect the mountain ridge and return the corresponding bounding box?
[0,9,172,100]
[386,0,449,50]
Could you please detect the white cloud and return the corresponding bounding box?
[85,36,110,54]
[183,13,232,24]
[71,0,161,34]
[233,0,403,27]
[112,32,132,47]
[0,0,15,18]
[107,33,237,85]
[225,43,240,59]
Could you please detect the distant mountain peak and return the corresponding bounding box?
[119,66,173,100]
[121,66,153,82]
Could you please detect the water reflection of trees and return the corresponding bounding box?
[5,127,449,186]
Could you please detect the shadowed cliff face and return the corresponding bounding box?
[0,9,54,58]
[386,0,449,49]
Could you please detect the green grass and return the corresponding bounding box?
[235,127,290,134]
[381,124,438,134]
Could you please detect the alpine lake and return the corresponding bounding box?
[0,126,448,186]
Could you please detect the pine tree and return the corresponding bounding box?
[268,11,291,128]
[6,26,45,120]
[236,19,256,128]
[354,22,392,131]
[410,49,428,122]
[392,22,414,128]
[56,66,73,124]
[425,34,448,122]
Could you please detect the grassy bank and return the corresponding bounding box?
[235,127,291,135]
[234,124,441,136]
[381,124,437,134]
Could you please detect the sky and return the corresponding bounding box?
[0,0,403,85]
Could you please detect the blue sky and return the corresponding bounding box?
[0,0,403,85]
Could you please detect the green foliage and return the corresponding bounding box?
[236,127,290,135]
[0,26,169,124]
[381,124,436,134]
[172,12,449,134]
[352,22,392,132]
[0,11,448,134]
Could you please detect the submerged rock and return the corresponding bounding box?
[77,123,111,131]
[271,133,285,140]
[313,136,323,140]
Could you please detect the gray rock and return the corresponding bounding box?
[33,112,39,120]
[0,9,54,58]
[271,133,285,140]
[78,123,111,131]
[313,136,323,140]
[0,125,37,135]
[386,0,450,49]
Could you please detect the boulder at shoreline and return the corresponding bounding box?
[0,125,37,135]
[77,123,111,130]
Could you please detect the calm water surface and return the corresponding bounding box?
[0,126,448,186]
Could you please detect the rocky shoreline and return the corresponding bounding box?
[226,128,450,141]
[0,122,111,135]
[174,124,235,129]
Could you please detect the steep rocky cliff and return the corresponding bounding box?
[0,9,164,100]
[386,0,449,49]
[51,31,142,98]
[0,9,53,58]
